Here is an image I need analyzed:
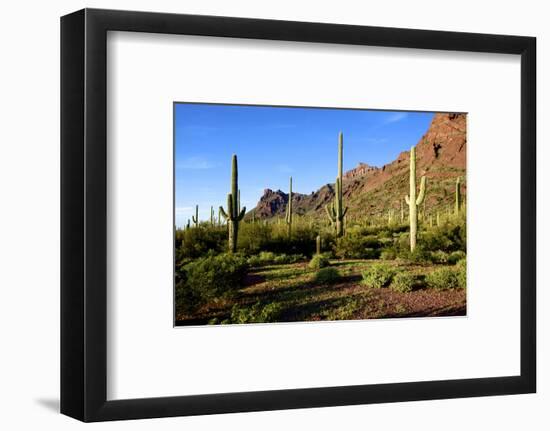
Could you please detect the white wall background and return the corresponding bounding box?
[0,0,547,429]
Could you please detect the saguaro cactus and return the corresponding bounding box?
[400,200,404,223]
[405,146,427,251]
[316,235,321,255]
[325,132,348,237]
[285,176,293,238]
[455,177,462,216]
[219,154,246,253]
[210,206,215,225]
[186,219,190,230]
[191,205,199,227]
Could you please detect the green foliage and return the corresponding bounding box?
[333,231,381,259]
[420,222,466,253]
[380,249,397,260]
[425,266,459,290]
[455,258,467,289]
[175,253,248,312]
[176,226,227,260]
[361,263,396,289]
[230,301,284,324]
[430,249,449,264]
[274,253,305,264]
[248,251,305,267]
[314,267,341,284]
[448,250,467,265]
[391,271,416,293]
[247,251,277,267]
[308,254,330,269]
[237,222,273,254]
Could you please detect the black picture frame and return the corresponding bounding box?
[61,8,536,422]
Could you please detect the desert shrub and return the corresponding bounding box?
[258,223,319,256]
[177,226,227,260]
[380,249,397,260]
[273,253,306,264]
[430,249,449,264]
[425,267,459,290]
[455,258,467,289]
[230,301,283,324]
[419,222,466,253]
[308,254,330,270]
[237,222,273,254]
[398,245,432,263]
[247,251,277,267]
[391,271,416,293]
[361,263,396,289]
[333,233,382,259]
[314,267,341,284]
[176,253,248,312]
[448,250,467,265]
[248,251,305,267]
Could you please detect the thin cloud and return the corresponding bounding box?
[383,112,409,124]
[176,156,217,170]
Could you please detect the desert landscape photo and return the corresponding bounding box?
[174,104,467,326]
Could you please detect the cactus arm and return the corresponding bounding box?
[342,206,348,218]
[325,204,336,223]
[237,207,246,221]
[219,206,228,220]
[416,176,427,206]
[405,195,410,205]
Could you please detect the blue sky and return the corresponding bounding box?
[175,103,434,227]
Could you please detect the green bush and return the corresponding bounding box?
[430,249,449,264]
[273,253,305,264]
[176,253,248,312]
[399,246,432,263]
[455,258,467,289]
[425,267,459,290]
[308,254,330,269]
[333,233,381,259]
[380,249,397,260]
[230,301,283,324]
[391,271,416,293]
[247,251,277,267]
[248,251,305,267]
[237,222,273,254]
[361,263,396,289]
[448,250,467,265]
[176,226,227,260]
[314,267,341,284]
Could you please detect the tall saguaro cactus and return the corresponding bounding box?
[285,176,293,238]
[405,146,427,252]
[191,205,199,227]
[219,154,246,253]
[210,206,215,225]
[455,177,462,217]
[325,132,348,237]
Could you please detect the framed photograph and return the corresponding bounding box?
[61,8,536,422]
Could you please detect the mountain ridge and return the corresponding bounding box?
[246,112,467,222]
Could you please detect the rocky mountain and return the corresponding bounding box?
[247,112,467,222]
